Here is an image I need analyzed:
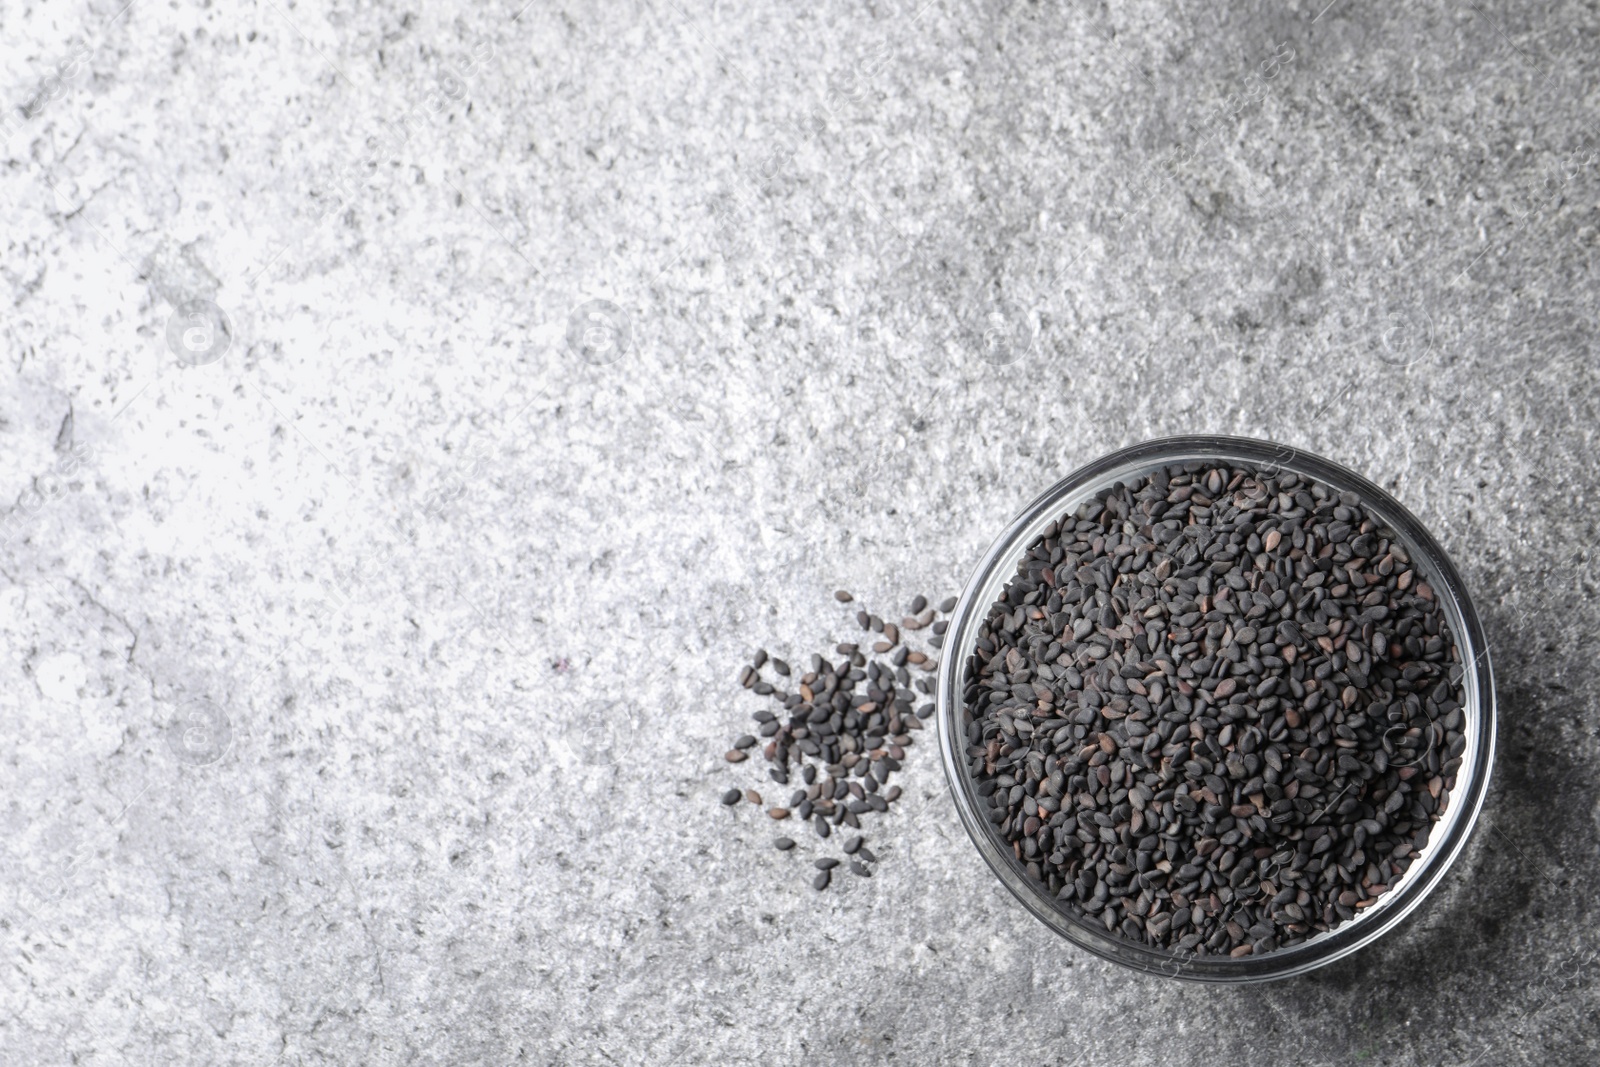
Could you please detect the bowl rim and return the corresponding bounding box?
[936,434,1497,982]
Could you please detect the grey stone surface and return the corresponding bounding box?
[2,0,1599,1063]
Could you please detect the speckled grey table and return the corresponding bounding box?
[2,0,1598,1063]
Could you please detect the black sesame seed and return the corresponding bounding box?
[960,460,1464,958]
[724,589,945,888]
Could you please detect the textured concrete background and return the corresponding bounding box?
[2,0,1598,1063]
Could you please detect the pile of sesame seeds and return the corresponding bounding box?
[719,591,955,890]
[961,462,1465,956]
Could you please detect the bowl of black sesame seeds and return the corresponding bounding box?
[937,436,1496,981]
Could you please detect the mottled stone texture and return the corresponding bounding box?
[1,0,1598,1064]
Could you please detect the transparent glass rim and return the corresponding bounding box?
[936,435,1497,982]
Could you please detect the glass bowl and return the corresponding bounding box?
[936,435,1496,982]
